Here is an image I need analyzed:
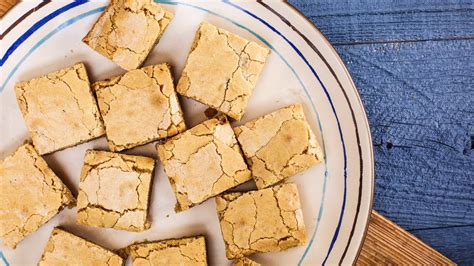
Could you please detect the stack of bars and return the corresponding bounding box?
[0,0,324,265]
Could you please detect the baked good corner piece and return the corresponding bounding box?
[233,257,261,266]
[39,228,123,266]
[234,103,323,189]
[76,150,155,231]
[127,236,207,265]
[216,183,306,259]
[0,144,74,248]
[93,63,185,152]
[157,116,251,211]
[14,63,105,155]
[83,0,173,70]
[176,22,270,120]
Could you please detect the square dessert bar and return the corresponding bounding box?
[216,183,306,259]
[39,228,123,266]
[76,150,155,231]
[83,0,173,70]
[233,103,324,189]
[93,64,186,151]
[233,257,261,266]
[127,236,207,265]
[157,116,251,211]
[0,144,74,248]
[15,63,105,155]
[177,22,270,120]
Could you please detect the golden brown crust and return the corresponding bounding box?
[14,63,105,155]
[76,150,155,231]
[233,103,324,189]
[126,236,207,265]
[83,0,173,70]
[232,257,261,266]
[39,228,123,266]
[0,144,74,248]
[216,183,306,259]
[93,63,186,152]
[176,22,270,120]
[157,116,251,211]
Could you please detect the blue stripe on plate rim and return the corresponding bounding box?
[0,0,88,67]
[0,1,366,265]
[220,2,348,264]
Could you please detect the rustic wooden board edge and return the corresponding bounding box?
[0,0,17,18]
[357,211,456,265]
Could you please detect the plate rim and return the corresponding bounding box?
[282,0,375,261]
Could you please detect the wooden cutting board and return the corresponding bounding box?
[357,211,454,265]
[0,0,16,17]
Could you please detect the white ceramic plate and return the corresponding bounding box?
[0,1,374,265]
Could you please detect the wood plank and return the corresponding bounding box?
[289,0,474,45]
[410,225,474,265]
[357,211,455,265]
[335,39,474,229]
[0,0,17,17]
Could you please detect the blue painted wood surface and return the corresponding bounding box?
[289,0,474,264]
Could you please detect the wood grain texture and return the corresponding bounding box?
[290,0,474,45]
[290,0,474,264]
[358,211,455,265]
[336,40,474,229]
[0,0,17,17]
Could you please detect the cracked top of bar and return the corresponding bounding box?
[157,116,251,212]
[39,228,123,266]
[0,144,74,248]
[233,103,324,189]
[233,257,261,266]
[93,64,186,152]
[76,150,155,231]
[215,183,306,259]
[126,236,207,265]
[83,0,173,70]
[14,63,105,155]
[176,22,270,120]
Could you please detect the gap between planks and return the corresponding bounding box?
[0,1,456,265]
[357,211,455,265]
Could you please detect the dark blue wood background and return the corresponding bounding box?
[289,0,474,264]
